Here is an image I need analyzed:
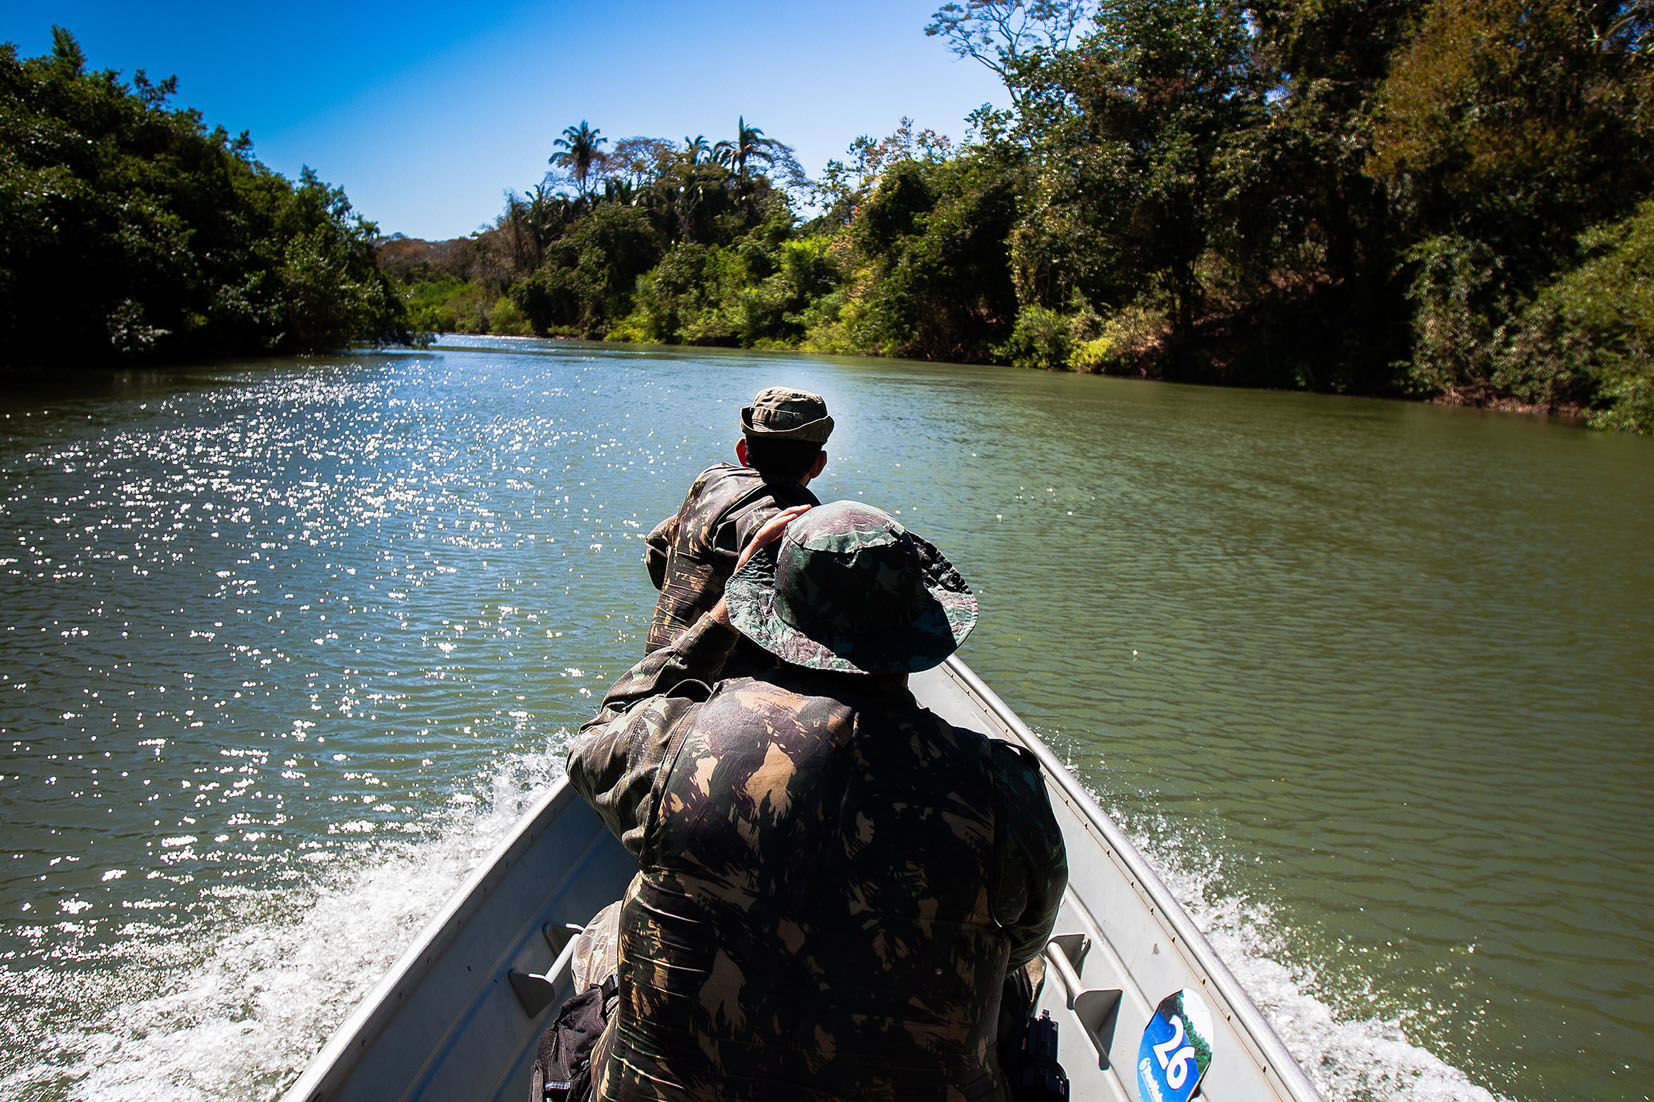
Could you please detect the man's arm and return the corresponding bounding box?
[567,612,739,854]
[644,513,676,591]
[570,503,811,853]
[991,742,1069,968]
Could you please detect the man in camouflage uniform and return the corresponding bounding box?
[643,386,832,678]
[568,500,1067,1101]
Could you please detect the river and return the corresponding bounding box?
[1,336,1649,1101]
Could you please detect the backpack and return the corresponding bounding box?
[530,978,616,1102]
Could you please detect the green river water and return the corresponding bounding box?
[0,336,1649,1101]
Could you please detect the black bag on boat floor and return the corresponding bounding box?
[1012,1010,1069,1101]
[999,963,1069,1101]
[530,978,615,1102]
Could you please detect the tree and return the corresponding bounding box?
[498,183,567,274]
[277,169,406,351]
[1499,198,1654,431]
[550,120,608,196]
[1369,0,1654,277]
[830,153,1020,361]
[928,0,1419,389]
[1023,0,1263,341]
[596,136,678,190]
[656,159,739,245]
[1196,0,1425,391]
[1369,0,1654,399]
[0,29,408,368]
[925,1,1090,110]
[713,116,784,181]
[510,202,663,336]
[812,118,956,226]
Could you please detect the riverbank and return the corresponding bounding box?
[2,332,1605,434]
[10,15,1650,430]
[1429,389,1587,420]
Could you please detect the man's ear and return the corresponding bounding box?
[808,450,828,480]
[736,438,750,466]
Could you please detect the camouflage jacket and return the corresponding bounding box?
[644,463,818,676]
[567,615,1068,1102]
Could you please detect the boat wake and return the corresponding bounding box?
[1120,819,1512,1102]
[1,741,1511,1102]
[0,746,570,1102]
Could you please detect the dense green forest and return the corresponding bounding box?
[0,28,410,368]
[5,7,1652,431]
[385,0,1654,431]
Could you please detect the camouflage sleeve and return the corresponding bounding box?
[644,512,676,590]
[990,741,1069,968]
[566,614,739,854]
[708,506,747,579]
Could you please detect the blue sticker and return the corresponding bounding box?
[1136,989,1214,1102]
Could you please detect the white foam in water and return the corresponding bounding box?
[1144,831,1513,1102]
[10,743,1510,1102]
[2,745,568,1102]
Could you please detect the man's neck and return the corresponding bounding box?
[774,665,910,696]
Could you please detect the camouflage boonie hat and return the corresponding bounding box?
[740,386,834,443]
[725,500,977,674]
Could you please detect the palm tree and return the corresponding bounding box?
[502,193,534,274]
[712,116,780,181]
[525,183,561,266]
[550,121,607,196]
[683,135,710,166]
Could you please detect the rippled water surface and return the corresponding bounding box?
[1,338,1649,1100]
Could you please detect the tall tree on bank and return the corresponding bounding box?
[931,0,1420,388]
[1207,0,1425,391]
[713,116,783,182]
[954,0,1262,348]
[551,120,607,197]
[925,0,1090,110]
[1370,0,1654,262]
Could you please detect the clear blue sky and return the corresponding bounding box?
[4,1,1009,240]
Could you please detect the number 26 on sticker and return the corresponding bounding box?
[1135,989,1213,1102]
[1152,1011,1197,1089]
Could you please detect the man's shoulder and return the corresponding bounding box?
[915,714,1049,800]
[683,463,763,507]
[698,461,753,482]
[987,738,1064,853]
[699,467,817,540]
[671,464,759,536]
[987,737,1047,789]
